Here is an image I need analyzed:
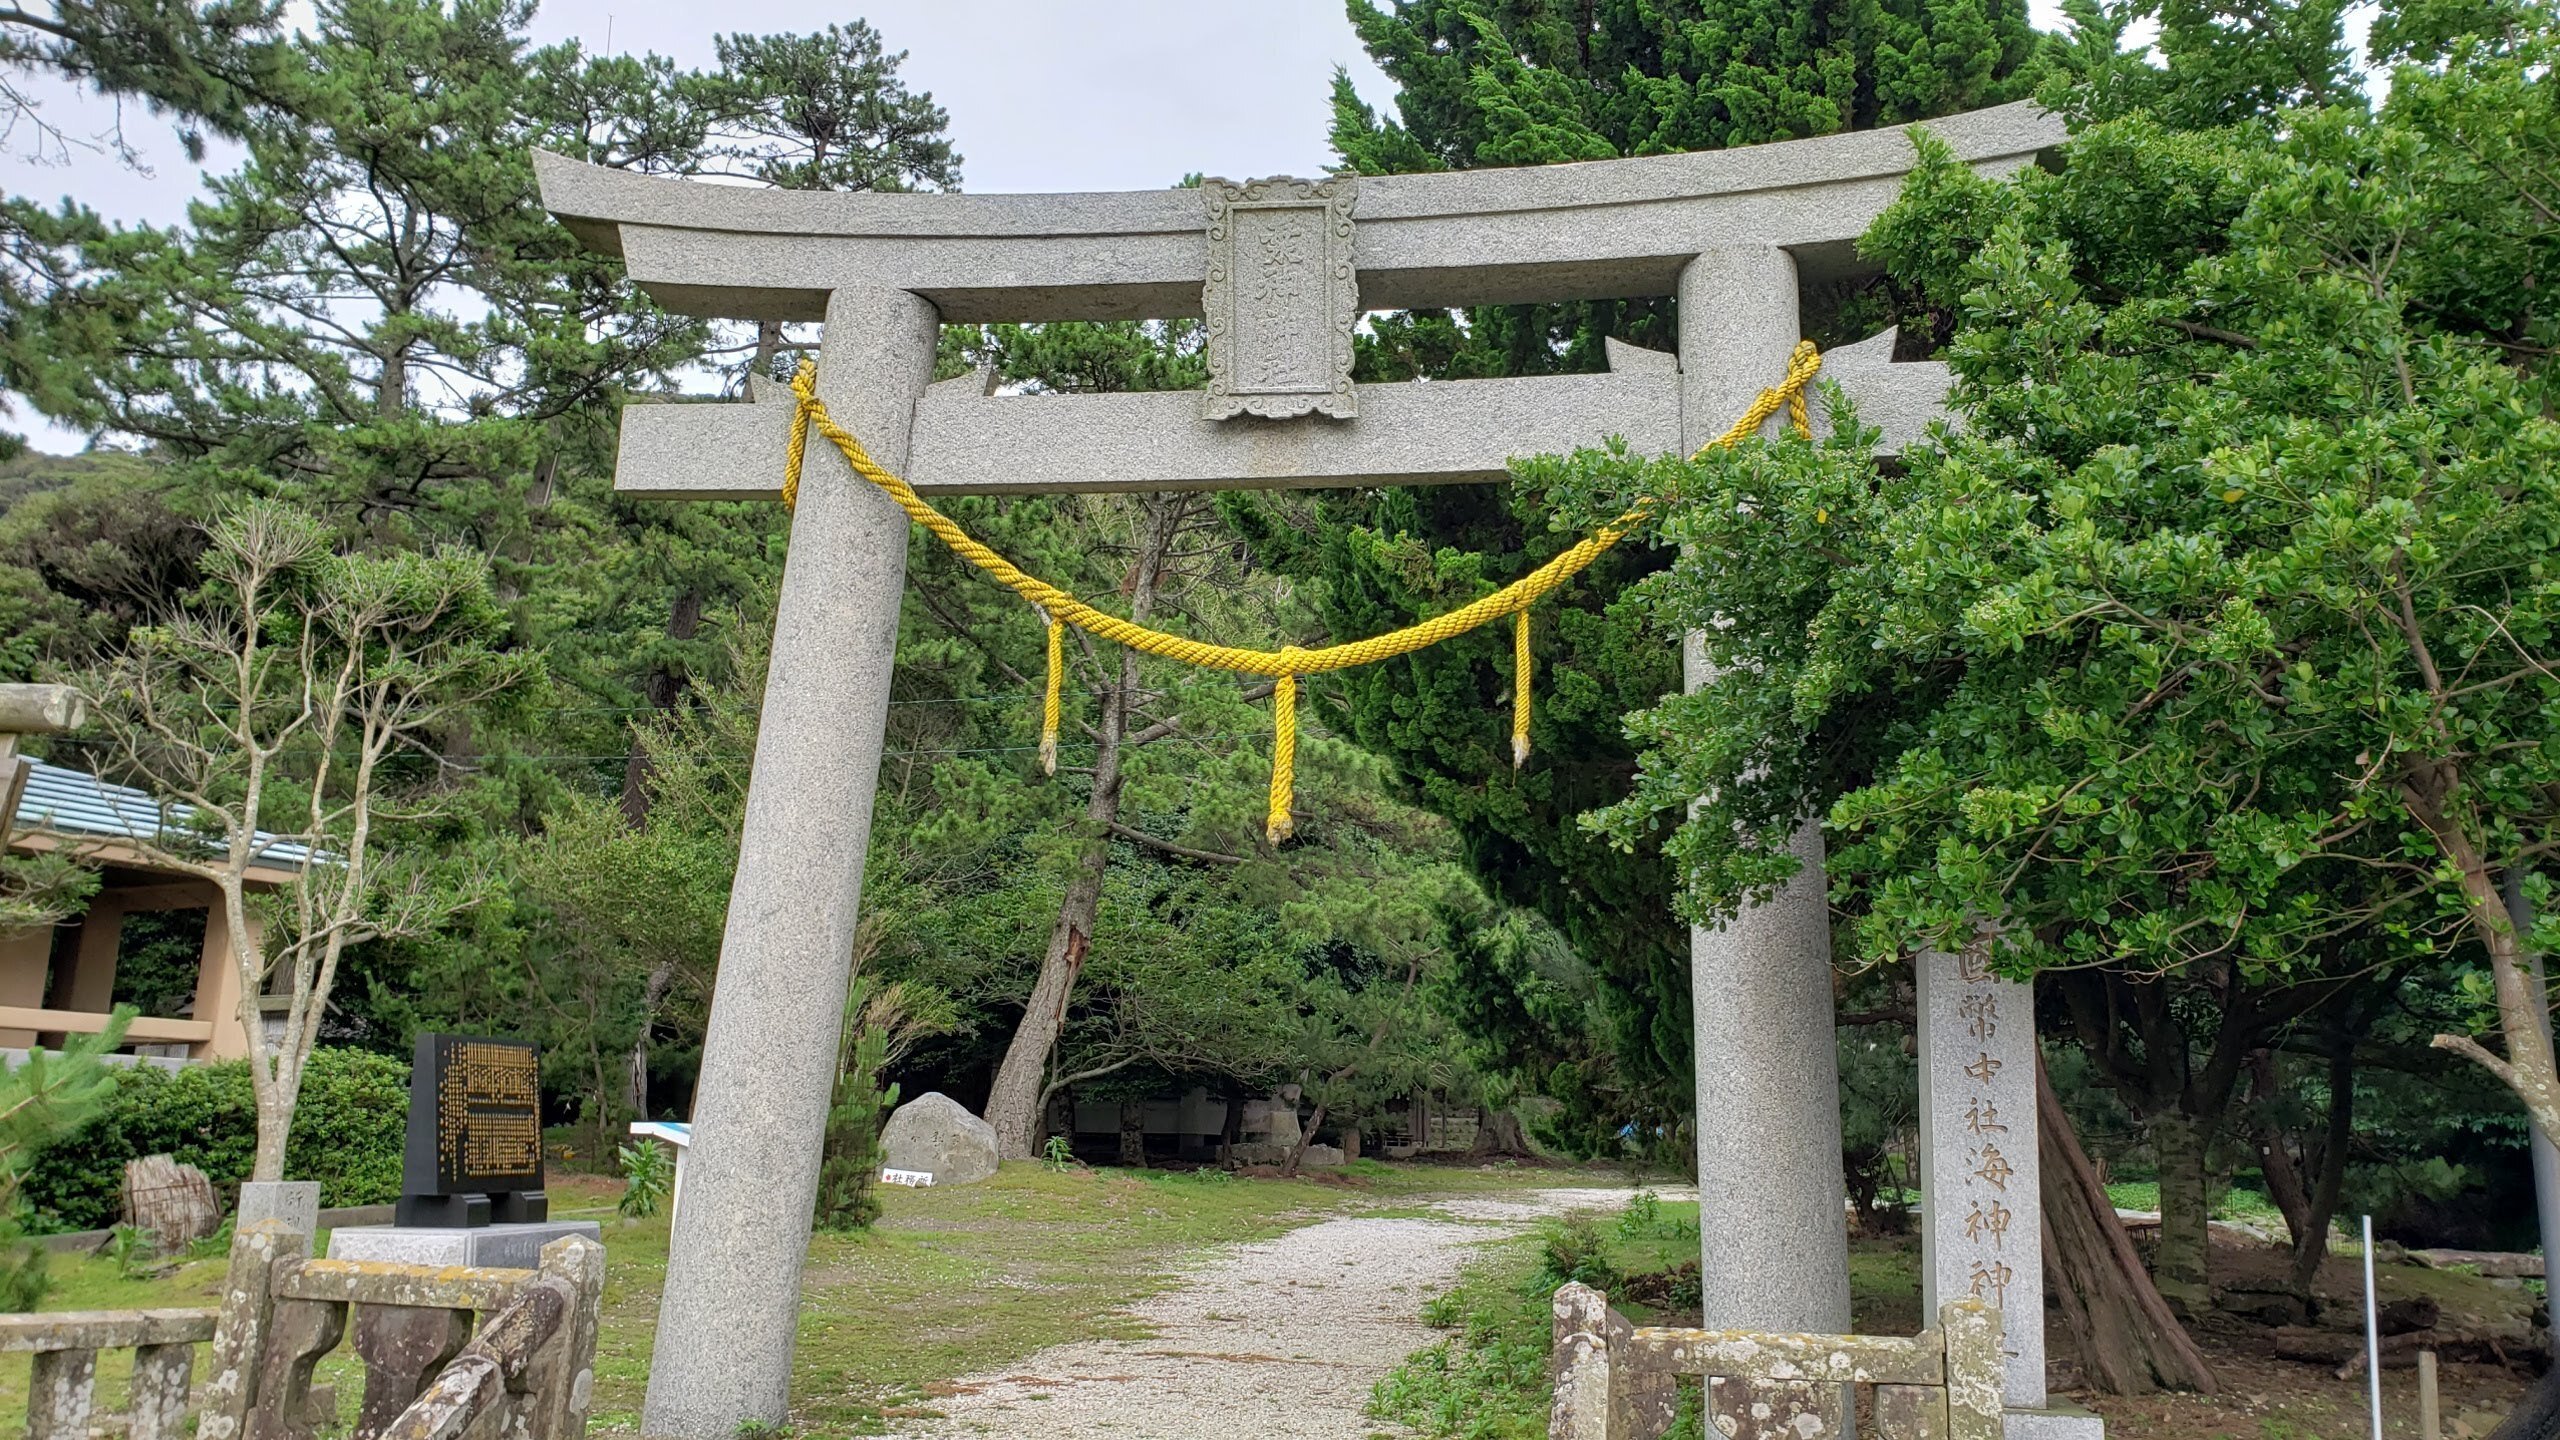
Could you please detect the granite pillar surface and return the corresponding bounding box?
[1677,247,1854,1342]
[638,286,937,1440]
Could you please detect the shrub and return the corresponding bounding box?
[617,1140,672,1219]
[22,1047,410,1231]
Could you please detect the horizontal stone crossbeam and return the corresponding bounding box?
[0,1309,218,1353]
[613,327,1946,502]
[274,1257,541,1311]
[535,103,2059,322]
[1618,1325,1948,1387]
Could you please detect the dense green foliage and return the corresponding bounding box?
[24,1047,409,1230]
[1516,0,2559,1306]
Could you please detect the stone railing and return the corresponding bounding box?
[4,1219,603,1440]
[1547,1282,2005,1440]
[2,1306,216,1440]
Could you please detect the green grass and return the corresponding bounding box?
[2100,1180,2284,1225]
[1371,1198,1929,1440]
[1,1159,1609,1437]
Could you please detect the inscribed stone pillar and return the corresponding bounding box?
[640,285,937,1440]
[1917,941,2045,1409]
[1676,247,1854,1339]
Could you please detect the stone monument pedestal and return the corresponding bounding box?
[328,1220,600,1271]
[2007,1404,2108,1440]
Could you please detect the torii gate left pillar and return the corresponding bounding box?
[636,285,937,1436]
[538,102,2064,1440]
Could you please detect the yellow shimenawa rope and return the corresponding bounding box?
[783,341,1822,842]
[1039,611,1064,776]
[1512,610,1532,768]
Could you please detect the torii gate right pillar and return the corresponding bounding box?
[1678,248,1856,1352]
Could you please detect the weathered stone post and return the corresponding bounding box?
[1917,941,2045,1410]
[639,285,938,1440]
[1677,247,1853,1430]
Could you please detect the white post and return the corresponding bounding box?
[2363,1215,2384,1440]
[1676,245,1852,1334]
[639,286,939,1440]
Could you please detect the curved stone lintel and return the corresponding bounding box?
[536,102,2061,322]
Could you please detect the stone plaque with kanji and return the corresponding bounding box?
[1200,175,1359,420]
[396,1033,549,1227]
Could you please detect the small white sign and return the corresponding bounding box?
[880,1168,936,1188]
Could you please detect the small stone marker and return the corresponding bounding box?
[396,1033,548,1227]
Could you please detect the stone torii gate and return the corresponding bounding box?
[537,101,2079,1440]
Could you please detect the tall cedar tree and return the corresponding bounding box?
[1229,0,2044,1146]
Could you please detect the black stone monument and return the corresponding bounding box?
[395,1033,549,1227]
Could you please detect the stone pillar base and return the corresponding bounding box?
[235,1180,319,1235]
[329,1221,602,1270]
[2007,1404,2106,1440]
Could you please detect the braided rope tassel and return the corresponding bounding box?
[1039,611,1064,776]
[1512,609,1532,768]
[1267,671,1298,844]
[781,381,812,512]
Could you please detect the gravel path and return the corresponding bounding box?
[881,1185,1663,1440]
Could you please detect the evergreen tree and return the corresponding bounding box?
[1236,0,2048,1143]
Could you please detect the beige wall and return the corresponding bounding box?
[0,925,50,1047]
[0,871,251,1060]
[192,904,255,1061]
[46,893,123,1016]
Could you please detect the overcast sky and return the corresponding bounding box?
[0,0,2074,453]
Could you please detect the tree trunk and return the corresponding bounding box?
[2039,1054,2217,1395]
[981,497,1183,1159]
[2148,1109,2214,1318]
[625,959,677,1120]
[1283,1099,1330,1178]
[1470,1107,1530,1157]
[620,588,703,828]
[2289,1045,2356,1303]
[378,343,409,417]
[1118,1101,1146,1167]
[2252,1050,2315,1245]
[2406,769,2560,1146]
[1219,1091,1240,1167]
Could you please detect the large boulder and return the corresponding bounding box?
[881,1092,1000,1185]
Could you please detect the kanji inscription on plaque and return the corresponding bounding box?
[1200,175,1359,421]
